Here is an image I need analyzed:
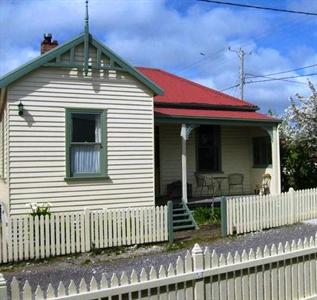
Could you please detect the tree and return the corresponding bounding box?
[280,81,317,190]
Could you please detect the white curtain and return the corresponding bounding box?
[71,115,101,174]
[71,145,100,174]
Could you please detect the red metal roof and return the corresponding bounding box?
[137,67,257,109]
[137,67,278,123]
[154,107,277,122]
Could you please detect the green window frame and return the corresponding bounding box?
[65,108,107,180]
[253,136,272,168]
[196,125,221,173]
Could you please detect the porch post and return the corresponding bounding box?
[271,125,281,194]
[181,124,188,203]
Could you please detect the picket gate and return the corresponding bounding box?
[3,235,317,299]
[0,206,168,263]
[225,187,317,235]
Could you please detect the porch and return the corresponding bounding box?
[155,120,281,206]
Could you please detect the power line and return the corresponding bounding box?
[246,73,308,85]
[245,64,317,79]
[220,73,317,93]
[198,0,317,16]
[221,65,317,92]
[246,73,317,84]
[221,83,239,92]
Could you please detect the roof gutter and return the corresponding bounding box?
[155,114,281,126]
[155,101,259,111]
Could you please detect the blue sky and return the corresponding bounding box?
[1,0,317,114]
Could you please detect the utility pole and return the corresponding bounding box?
[228,47,251,100]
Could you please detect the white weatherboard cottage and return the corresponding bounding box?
[0,14,281,216]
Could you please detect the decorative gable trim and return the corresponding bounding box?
[0,34,85,88]
[0,34,164,96]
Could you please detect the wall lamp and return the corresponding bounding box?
[18,101,24,116]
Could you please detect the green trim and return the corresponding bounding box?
[65,108,107,179]
[96,48,101,68]
[220,197,227,237]
[155,102,259,112]
[0,34,85,88]
[70,47,75,63]
[0,34,164,96]
[167,201,174,243]
[84,0,89,76]
[64,176,109,182]
[84,33,90,76]
[155,115,281,126]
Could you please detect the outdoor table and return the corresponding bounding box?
[212,176,227,195]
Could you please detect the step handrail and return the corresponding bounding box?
[182,201,199,230]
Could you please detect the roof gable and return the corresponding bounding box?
[0,34,163,95]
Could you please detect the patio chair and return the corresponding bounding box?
[228,173,244,194]
[255,173,271,195]
[194,173,208,197]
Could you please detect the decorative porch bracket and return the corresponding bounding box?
[262,126,273,141]
[180,124,200,203]
[180,124,200,141]
[261,126,281,195]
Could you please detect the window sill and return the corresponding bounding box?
[64,176,110,182]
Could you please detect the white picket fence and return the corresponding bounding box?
[0,206,168,263]
[4,235,317,299]
[225,187,317,235]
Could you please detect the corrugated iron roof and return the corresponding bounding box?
[137,67,258,110]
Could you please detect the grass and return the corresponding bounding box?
[192,207,221,225]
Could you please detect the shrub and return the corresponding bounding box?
[192,207,221,225]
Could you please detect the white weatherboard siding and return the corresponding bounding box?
[159,124,271,196]
[0,102,9,213]
[7,57,155,214]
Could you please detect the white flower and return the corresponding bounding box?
[29,202,38,210]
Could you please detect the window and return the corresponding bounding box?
[253,136,272,167]
[197,125,221,172]
[66,109,107,179]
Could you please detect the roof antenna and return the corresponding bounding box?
[85,0,89,34]
[84,0,89,76]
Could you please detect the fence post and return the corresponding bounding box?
[289,187,295,224]
[192,243,204,300]
[0,273,7,300]
[84,208,91,252]
[221,197,227,237]
[167,201,174,244]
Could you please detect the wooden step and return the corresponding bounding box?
[173,219,191,225]
[173,224,196,231]
[170,201,198,232]
[173,213,189,218]
[173,208,186,212]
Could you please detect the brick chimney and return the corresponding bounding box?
[40,33,58,54]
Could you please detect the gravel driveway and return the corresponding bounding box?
[2,222,317,298]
